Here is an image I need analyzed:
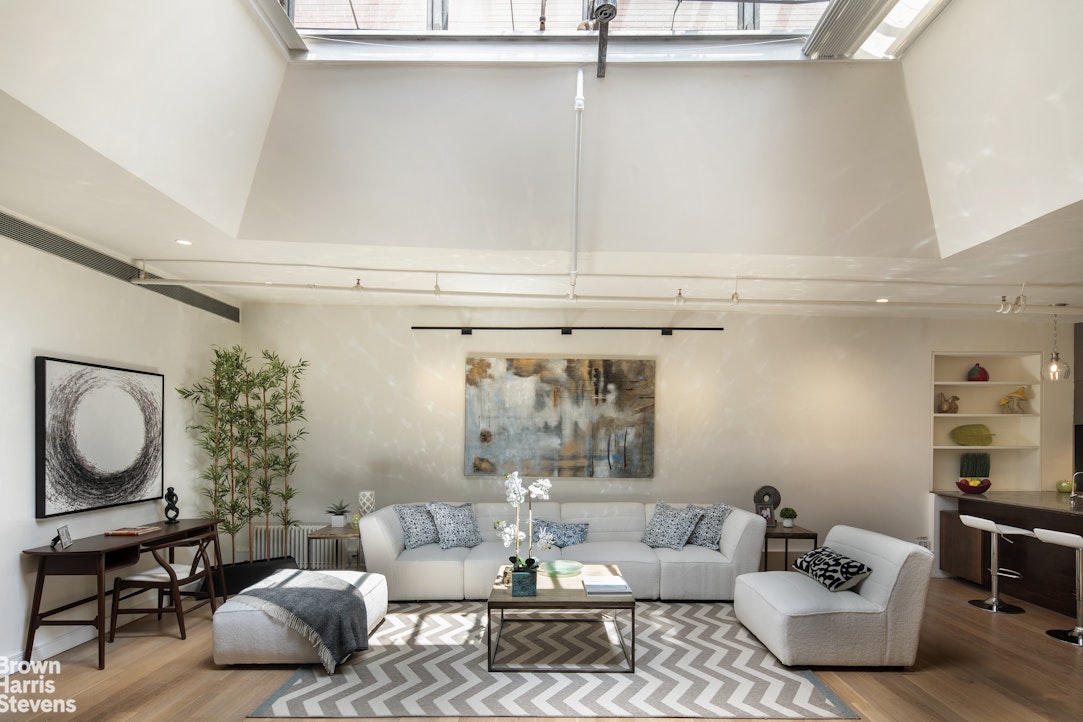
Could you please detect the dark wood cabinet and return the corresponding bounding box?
[938,511,988,585]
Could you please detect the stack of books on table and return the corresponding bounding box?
[582,575,632,594]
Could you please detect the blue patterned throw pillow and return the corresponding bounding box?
[641,501,705,551]
[394,504,440,549]
[425,502,484,549]
[793,546,873,592]
[532,519,589,548]
[686,503,733,550]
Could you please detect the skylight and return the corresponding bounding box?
[284,0,829,35]
[269,0,952,62]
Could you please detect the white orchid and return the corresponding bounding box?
[504,473,526,506]
[535,527,556,551]
[496,522,525,549]
[528,477,552,500]
[498,471,553,570]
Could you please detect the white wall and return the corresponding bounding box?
[1,236,239,665]
[903,0,1083,257]
[240,303,1075,540]
[0,0,288,236]
[3,241,1074,665]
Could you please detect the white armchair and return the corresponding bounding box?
[733,525,934,667]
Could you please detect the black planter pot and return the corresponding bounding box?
[212,556,299,596]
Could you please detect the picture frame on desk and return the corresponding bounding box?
[756,503,776,527]
[52,524,72,549]
[35,357,164,518]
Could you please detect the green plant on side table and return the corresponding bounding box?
[778,507,798,528]
[326,500,350,528]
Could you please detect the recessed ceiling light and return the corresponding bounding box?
[175,239,192,246]
[875,298,889,303]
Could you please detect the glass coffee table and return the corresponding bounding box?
[486,562,635,673]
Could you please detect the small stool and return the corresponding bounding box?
[1032,528,1083,646]
[959,514,1034,614]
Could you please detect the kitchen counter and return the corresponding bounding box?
[934,490,1082,616]
[933,490,1083,517]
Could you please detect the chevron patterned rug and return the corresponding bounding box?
[250,601,857,719]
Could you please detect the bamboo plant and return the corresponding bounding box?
[264,352,308,557]
[177,346,307,564]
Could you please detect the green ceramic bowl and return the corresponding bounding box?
[539,560,583,578]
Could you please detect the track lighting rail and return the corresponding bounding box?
[411,326,724,335]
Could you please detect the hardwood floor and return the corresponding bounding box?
[12,578,1083,721]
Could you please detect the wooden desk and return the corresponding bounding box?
[762,525,818,571]
[22,519,224,669]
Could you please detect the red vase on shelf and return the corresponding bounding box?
[967,363,990,382]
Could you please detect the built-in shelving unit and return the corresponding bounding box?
[931,352,1042,492]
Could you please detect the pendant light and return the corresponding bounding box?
[1045,314,1071,381]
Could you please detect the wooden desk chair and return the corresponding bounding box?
[109,530,221,642]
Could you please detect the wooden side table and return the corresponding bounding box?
[306,525,361,570]
[762,525,818,571]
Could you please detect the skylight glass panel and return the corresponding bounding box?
[289,0,829,34]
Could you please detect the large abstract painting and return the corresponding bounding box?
[36,357,164,518]
[465,357,655,478]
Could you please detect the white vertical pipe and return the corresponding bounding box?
[570,67,585,300]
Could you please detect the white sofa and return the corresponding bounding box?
[733,525,935,667]
[359,501,766,600]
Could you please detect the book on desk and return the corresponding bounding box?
[104,526,161,536]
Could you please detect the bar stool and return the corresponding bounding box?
[1032,528,1083,646]
[959,514,1034,614]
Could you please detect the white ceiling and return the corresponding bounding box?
[0,0,1081,319]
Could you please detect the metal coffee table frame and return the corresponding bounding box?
[486,563,635,673]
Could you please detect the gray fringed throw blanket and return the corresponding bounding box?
[231,569,368,673]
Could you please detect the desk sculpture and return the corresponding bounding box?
[164,487,179,523]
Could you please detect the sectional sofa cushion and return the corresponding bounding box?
[686,503,733,550]
[641,502,705,551]
[393,504,440,549]
[425,502,484,549]
[532,519,589,548]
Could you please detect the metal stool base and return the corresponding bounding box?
[969,598,1024,614]
[1046,627,1083,646]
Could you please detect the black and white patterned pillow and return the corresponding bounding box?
[425,502,484,549]
[685,503,733,550]
[792,546,873,591]
[641,501,705,551]
[394,504,440,549]
[533,519,589,548]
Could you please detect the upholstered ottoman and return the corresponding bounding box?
[213,570,388,666]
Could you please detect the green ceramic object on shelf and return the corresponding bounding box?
[951,424,994,446]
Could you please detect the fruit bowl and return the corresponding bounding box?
[956,478,991,494]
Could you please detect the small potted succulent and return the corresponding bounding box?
[326,500,350,527]
[778,507,798,528]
